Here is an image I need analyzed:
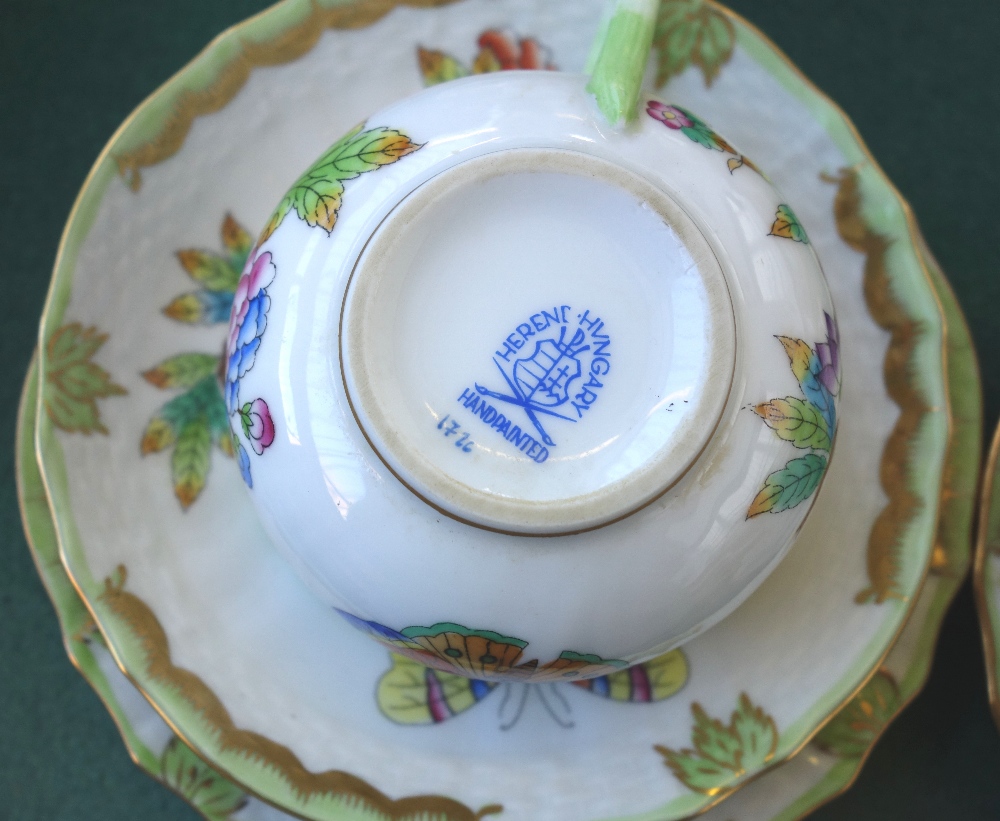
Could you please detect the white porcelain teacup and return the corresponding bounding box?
[225,71,839,682]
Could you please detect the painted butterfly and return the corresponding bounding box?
[377,649,688,728]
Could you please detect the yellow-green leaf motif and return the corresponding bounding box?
[220,212,252,259]
[44,323,126,435]
[140,416,176,455]
[160,736,247,820]
[260,125,422,242]
[748,453,828,517]
[754,397,831,451]
[176,249,241,292]
[769,204,809,243]
[417,47,470,85]
[815,671,899,758]
[172,416,211,509]
[143,353,219,390]
[654,0,736,88]
[655,693,778,795]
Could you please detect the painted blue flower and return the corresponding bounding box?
[225,251,275,414]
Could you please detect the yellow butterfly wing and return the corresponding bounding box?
[377,653,496,725]
[572,649,688,703]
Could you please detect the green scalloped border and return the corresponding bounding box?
[30,1,958,819]
[19,236,978,821]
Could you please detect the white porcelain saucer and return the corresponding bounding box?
[31,1,970,819]
[20,234,979,820]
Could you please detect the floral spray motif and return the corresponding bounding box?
[417,29,556,86]
[647,100,759,173]
[225,121,422,486]
[748,312,840,517]
[225,250,277,486]
[141,214,250,508]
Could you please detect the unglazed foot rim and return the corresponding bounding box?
[340,148,736,535]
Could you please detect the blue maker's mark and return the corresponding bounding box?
[459,306,612,454]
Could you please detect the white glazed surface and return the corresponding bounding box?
[38,1,947,818]
[244,72,836,670]
[342,148,736,531]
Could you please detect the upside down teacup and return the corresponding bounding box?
[224,71,840,682]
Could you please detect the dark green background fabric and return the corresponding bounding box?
[2,0,999,817]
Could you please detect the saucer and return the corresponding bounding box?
[19,233,977,820]
[975,418,1000,731]
[32,1,964,819]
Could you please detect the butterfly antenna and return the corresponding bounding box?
[498,684,530,731]
[538,684,575,729]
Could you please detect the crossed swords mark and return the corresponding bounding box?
[474,358,577,447]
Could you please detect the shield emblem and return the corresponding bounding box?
[513,338,582,407]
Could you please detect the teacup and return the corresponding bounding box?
[225,71,839,682]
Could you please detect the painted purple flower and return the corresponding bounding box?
[815,311,840,398]
[240,397,275,455]
[225,250,276,414]
[646,100,694,130]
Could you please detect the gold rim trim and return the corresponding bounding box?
[784,242,980,819]
[33,1,960,819]
[114,0,460,190]
[823,168,929,605]
[18,360,498,821]
[974,421,1000,730]
[90,566,500,821]
[51,161,944,821]
[17,360,243,819]
[668,163,954,818]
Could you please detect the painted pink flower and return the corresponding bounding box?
[240,397,275,455]
[646,101,694,130]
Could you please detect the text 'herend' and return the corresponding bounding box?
[455,304,612,458]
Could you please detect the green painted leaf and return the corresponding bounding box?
[43,323,126,435]
[417,46,470,85]
[163,289,234,324]
[47,321,105,368]
[815,671,900,758]
[143,374,230,507]
[697,11,735,83]
[472,47,503,74]
[754,396,831,450]
[239,403,252,439]
[160,736,247,820]
[220,212,252,263]
[691,703,741,770]
[155,375,225,429]
[656,693,778,794]
[769,204,809,243]
[654,0,735,87]
[143,353,219,390]
[176,249,241,292]
[748,452,827,517]
[656,748,734,794]
[260,125,422,241]
[730,692,778,771]
[172,416,211,509]
[141,416,176,454]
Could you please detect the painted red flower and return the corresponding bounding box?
[476,30,556,72]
